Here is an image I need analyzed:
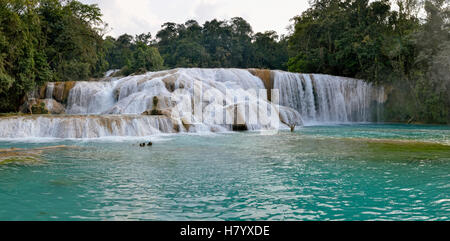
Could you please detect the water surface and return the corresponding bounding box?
[0,124,449,220]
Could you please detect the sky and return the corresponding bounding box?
[79,0,310,38]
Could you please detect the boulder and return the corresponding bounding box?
[41,99,65,114]
[20,99,65,114]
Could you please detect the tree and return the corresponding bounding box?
[155,17,288,70]
[410,0,449,123]
[104,33,164,75]
[253,31,288,70]
[287,0,448,123]
[0,0,107,112]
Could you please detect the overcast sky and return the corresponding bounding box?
[79,0,310,38]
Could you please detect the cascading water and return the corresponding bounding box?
[0,115,174,139]
[0,68,384,138]
[273,71,384,124]
[66,81,117,114]
[45,82,55,99]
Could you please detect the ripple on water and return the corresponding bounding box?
[0,124,449,220]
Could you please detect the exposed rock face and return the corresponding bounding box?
[38,85,47,99]
[248,69,274,101]
[40,99,65,114]
[142,95,174,117]
[142,109,164,116]
[19,98,37,114]
[162,73,183,92]
[152,95,174,110]
[20,99,65,114]
[51,81,76,104]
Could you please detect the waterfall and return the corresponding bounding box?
[66,81,117,114]
[0,68,384,138]
[273,71,383,124]
[0,115,175,138]
[45,82,55,99]
[66,68,268,115]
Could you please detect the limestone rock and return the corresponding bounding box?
[52,81,76,103]
[41,99,65,114]
[248,69,274,101]
[142,107,172,117]
[19,98,37,114]
[142,109,163,116]
[20,99,65,114]
[162,73,183,92]
[38,85,47,99]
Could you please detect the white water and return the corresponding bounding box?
[0,115,175,139]
[67,68,287,133]
[0,68,384,138]
[273,71,383,124]
[45,82,54,99]
[68,68,268,115]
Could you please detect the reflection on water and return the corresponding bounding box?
[0,124,449,220]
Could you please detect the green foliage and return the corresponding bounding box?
[0,0,107,112]
[288,0,449,124]
[106,17,288,72]
[384,0,450,124]
[104,33,164,75]
[39,0,107,81]
[31,102,48,114]
[288,0,405,83]
[0,0,447,124]
[253,31,289,70]
[154,18,288,69]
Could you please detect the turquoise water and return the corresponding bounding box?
[0,124,449,220]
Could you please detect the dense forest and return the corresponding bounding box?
[0,0,449,123]
[288,0,449,124]
[103,17,288,74]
